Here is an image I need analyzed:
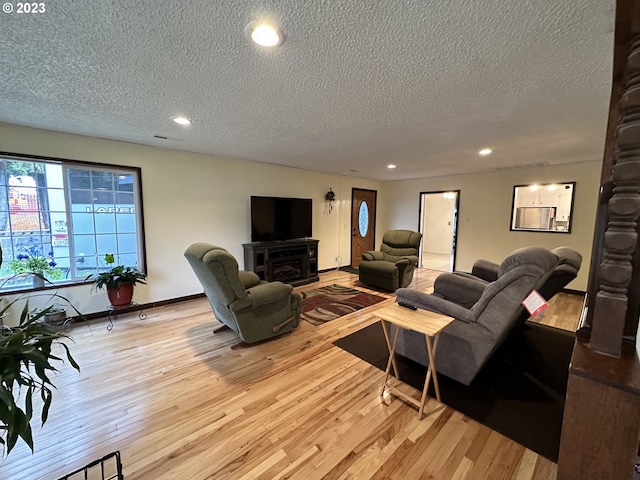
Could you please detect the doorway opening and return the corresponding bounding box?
[419,190,460,272]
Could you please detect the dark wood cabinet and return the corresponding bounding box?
[243,239,319,287]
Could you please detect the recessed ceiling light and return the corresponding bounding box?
[172,116,192,126]
[479,148,492,156]
[387,164,397,169]
[245,21,284,47]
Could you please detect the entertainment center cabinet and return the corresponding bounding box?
[243,239,319,287]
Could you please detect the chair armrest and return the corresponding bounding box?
[238,270,262,289]
[396,288,474,323]
[470,259,499,282]
[246,281,293,307]
[452,271,487,282]
[395,255,418,267]
[434,273,487,308]
[363,250,384,261]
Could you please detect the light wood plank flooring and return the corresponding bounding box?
[0,268,582,479]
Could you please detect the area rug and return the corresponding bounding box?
[338,266,359,275]
[333,321,575,462]
[300,284,386,325]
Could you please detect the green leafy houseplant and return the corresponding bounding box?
[0,302,80,454]
[87,253,147,291]
[0,242,83,455]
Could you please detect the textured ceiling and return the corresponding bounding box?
[0,0,616,181]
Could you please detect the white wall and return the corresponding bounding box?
[422,194,456,254]
[381,161,602,291]
[0,123,381,322]
[0,122,601,323]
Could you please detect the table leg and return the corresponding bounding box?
[381,321,401,398]
[425,333,441,401]
[419,365,432,418]
[380,320,399,378]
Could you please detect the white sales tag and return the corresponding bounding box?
[521,290,549,319]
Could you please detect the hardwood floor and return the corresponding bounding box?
[0,268,583,479]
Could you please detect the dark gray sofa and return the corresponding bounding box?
[436,246,582,328]
[394,246,559,385]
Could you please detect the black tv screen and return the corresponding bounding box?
[251,196,312,242]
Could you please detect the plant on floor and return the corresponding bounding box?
[86,253,147,307]
[0,247,82,455]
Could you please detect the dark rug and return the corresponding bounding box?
[333,321,575,462]
[339,266,359,275]
[300,284,386,325]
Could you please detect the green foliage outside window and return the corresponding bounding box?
[7,237,63,280]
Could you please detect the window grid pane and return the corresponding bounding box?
[0,157,144,291]
[68,166,141,275]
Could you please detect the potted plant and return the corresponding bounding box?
[0,245,82,455]
[0,302,80,454]
[30,303,68,328]
[8,237,63,288]
[87,253,147,307]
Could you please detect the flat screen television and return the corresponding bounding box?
[251,196,312,242]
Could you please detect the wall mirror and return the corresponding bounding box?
[510,182,576,233]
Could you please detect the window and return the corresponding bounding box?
[358,200,369,237]
[0,154,144,291]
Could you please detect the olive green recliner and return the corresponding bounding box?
[184,243,301,343]
[358,230,423,291]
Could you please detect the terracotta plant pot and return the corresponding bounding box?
[107,282,134,307]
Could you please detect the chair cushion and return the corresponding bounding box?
[380,230,422,260]
[358,260,399,277]
[497,246,559,277]
[238,270,262,289]
[551,246,582,270]
[470,259,499,282]
[433,273,488,309]
[382,229,423,248]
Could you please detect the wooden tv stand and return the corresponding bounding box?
[243,239,319,287]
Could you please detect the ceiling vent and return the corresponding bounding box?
[492,162,550,172]
[153,135,185,142]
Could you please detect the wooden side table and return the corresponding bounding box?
[373,303,454,419]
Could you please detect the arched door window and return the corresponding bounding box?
[358,201,369,237]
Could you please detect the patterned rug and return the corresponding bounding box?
[300,284,387,325]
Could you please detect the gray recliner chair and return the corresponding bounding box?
[184,243,301,344]
[358,229,422,291]
[435,246,582,314]
[394,246,559,385]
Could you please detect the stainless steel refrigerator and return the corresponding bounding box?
[515,207,555,229]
